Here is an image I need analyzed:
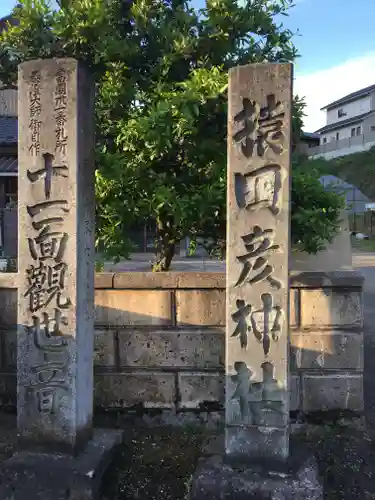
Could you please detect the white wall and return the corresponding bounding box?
[310,138,375,160]
[326,96,371,125]
[319,122,363,145]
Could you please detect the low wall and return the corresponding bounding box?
[0,271,364,414]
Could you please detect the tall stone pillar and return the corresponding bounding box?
[226,63,292,462]
[17,59,95,453]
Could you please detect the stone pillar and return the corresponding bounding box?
[17,59,95,453]
[226,63,292,462]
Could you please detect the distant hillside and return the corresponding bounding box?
[309,147,375,202]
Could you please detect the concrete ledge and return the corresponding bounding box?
[290,270,364,289]
[95,273,114,289]
[0,273,18,289]
[0,271,364,291]
[0,429,123,500]
[113,272,226,289]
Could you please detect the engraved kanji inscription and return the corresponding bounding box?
[27,200,70,219]
[231,294,283,352]
[54,68,68,155]
[251,293,282,356]
[30,310,69,352]
[231,299,252,349]
[235,164,282,215]
[25,262,71,312]
[235,226,281,290]
[28,226,68,263]
[27,153,68,200]
[35,385,68,415]
[29,70,42,156]
[233,95,285,157]
[231,361,285,426]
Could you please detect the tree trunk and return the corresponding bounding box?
[152,216,176,272]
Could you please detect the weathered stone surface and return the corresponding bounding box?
[113,272,179,289]
[176,290,225,326]
[291,331,363,370]
[94,372,175,409]
[94,329,116,368]
[118,329,224,369]
[0,274,18,289]
[178,372,224,409]
[226,63,292,462]
[226,426,288,462]
[290,375,300,412]
[290,288,299,327]
[176,273,225,289]
[18,59,95,452]
[0,429,123,500]
[95,273,114,289]
[113,272,226,289]
[189,450,323,500]
[300,290,362,328]
[290,270,364,289]
[95,290,173,326]
[302,374,363,412]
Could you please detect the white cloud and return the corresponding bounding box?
[294,52,375,132]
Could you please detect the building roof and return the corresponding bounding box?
[314,111,374,134]
[321,84,375,111]
[0,116,17,145]
[0,156,17,174]
[301,131,320,140]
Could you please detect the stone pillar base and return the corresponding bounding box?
[189,435,323,500]
[0,429,123,500]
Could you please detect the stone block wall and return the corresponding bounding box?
[0,271,364,413]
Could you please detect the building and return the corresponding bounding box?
[319,174,370,214]
[295,131,319,155]
[0,89,17,259]
[309,84,375,160]
[0,14,18,258]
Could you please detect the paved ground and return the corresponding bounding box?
[103,253,225,272]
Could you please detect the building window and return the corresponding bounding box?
[336,132,340,140]
[351,128,356,137]
[371,126,375,132]
[338,108,346,118]
[323,137,327,144]
[356,126,361,136]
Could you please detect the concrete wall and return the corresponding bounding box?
[0,271,364,414]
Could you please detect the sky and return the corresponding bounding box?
[1,0,375,132]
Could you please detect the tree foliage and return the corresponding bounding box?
[291,154,344,254]
[0,0,343,268]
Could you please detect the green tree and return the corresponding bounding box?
[291,154,344,253]
[0,0,298,270]
[1,0,343,269]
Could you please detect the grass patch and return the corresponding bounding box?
[351,236,375,252]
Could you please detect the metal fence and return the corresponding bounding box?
[348,211,375,236]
